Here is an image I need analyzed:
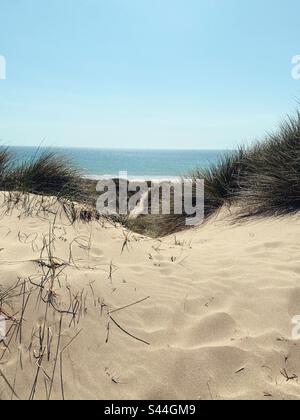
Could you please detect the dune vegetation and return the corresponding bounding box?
[0,150,83,200]
[1,111,300,237]
[128,111,300,236]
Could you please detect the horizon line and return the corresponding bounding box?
[8,145,233,151]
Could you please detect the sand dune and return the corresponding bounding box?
[1,194,300,400]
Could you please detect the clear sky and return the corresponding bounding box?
[0,0,300,149]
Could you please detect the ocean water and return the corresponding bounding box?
[9,147,228,179]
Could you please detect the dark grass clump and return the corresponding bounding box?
[190,147,246,218]
[239,112,300,217]
[0,147,12,189]
[0,148,99,223]
[6,151,84,201]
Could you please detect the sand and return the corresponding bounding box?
[1,193,300,400]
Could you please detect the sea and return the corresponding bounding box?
[9,147,228,180]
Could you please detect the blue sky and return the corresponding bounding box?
[0,0,300,149]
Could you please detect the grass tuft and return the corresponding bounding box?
[6,151,83,200]
[0,147,12,189]
[239,112,300,217]
[190,147,246,218]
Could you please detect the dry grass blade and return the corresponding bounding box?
[59,329,82,400]
[109,315,150,346]
[109,296,151,315]
[47,315,63,400]
[0,369,21,400]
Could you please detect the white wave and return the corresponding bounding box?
[84,174,183,183]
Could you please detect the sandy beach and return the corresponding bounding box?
[1,193,300,400]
